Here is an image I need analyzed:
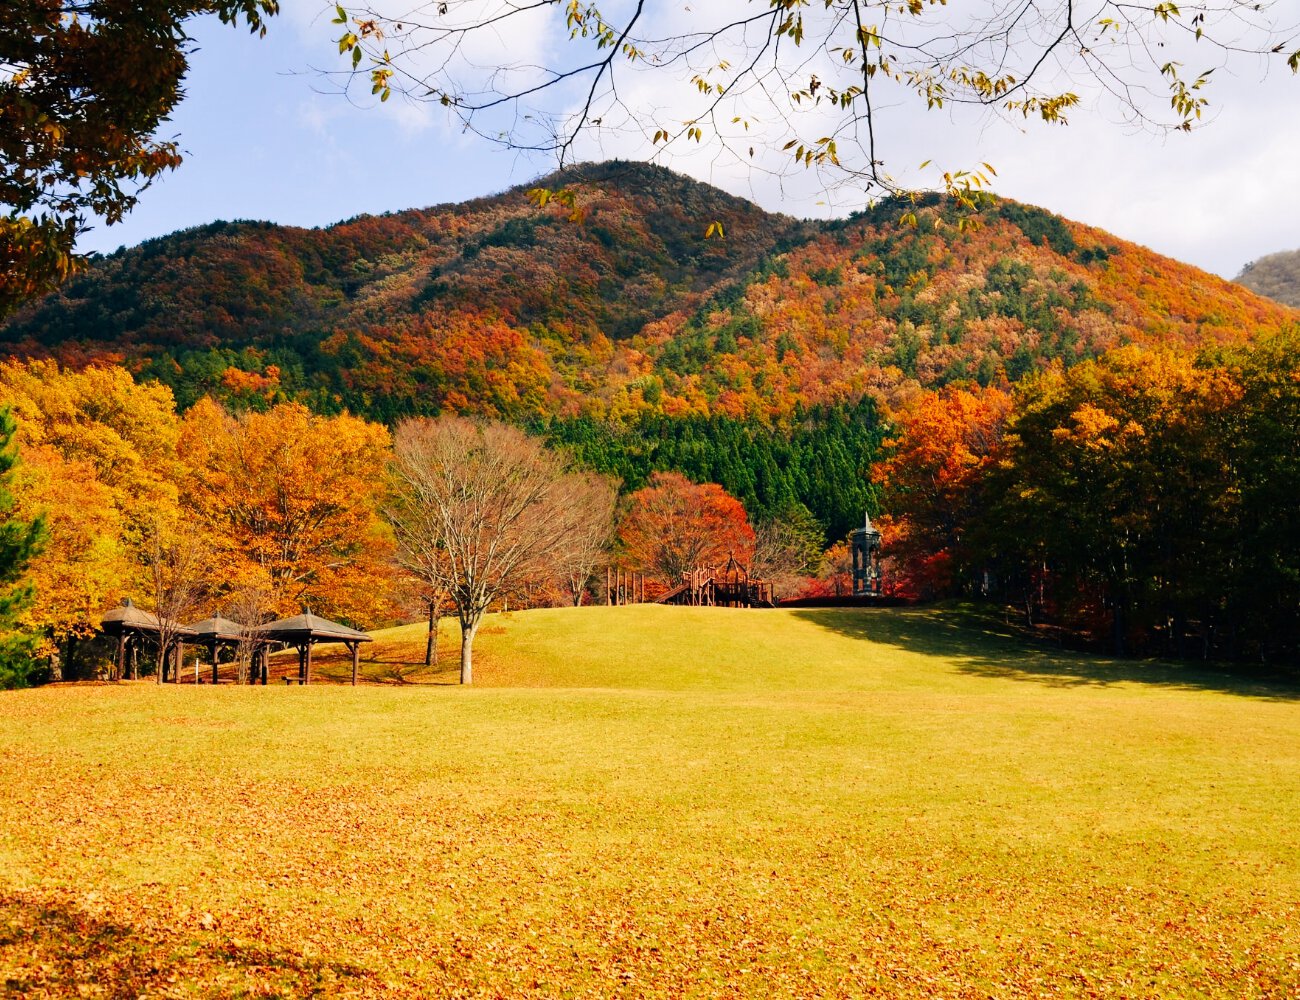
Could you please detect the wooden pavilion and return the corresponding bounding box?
[260,611,372,686]
[100,598,197,682]
[187,616,258,684]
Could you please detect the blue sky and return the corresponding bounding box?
[77,4,1300,280]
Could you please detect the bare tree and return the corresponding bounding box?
[331,1,1300,209]
[551,471,618,606]
[387,417,603,684]
[141,516,210,683]
[226,579,273,684]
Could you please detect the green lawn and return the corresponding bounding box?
[2,605,1298,997]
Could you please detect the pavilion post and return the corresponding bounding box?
[211,641,220,685]
[304,640,313,685]
[351,641,359,686]
[115,634,125,683]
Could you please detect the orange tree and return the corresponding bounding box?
[871,385,1012,597]
[178,399,395,626]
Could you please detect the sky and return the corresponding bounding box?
[76,1,1300,280]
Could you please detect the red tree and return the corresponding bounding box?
[618,472,756,586]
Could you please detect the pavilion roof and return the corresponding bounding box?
[187,616,249,642]
[259,611,372,644]
[101,598,199,638]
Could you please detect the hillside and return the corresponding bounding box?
[3,162,1294,425]
[1236,248,1300,308]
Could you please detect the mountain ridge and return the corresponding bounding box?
[3,160,1293,423]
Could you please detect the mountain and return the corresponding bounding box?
[2,160,1295,426]
[1235,249,1300,309]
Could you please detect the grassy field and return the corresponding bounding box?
[1,604,1298,998]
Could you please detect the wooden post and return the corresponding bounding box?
[211,641,220,685]
[115,634,125,682]
[305,640,313,685]
[351,641,359,686]
[129,640,138,680]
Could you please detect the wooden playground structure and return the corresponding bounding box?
[655,556,776,609]
[605,558,775,608]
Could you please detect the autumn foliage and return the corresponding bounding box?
[0,364,401,677]
[2,166,1293,429]
[874,335,1300,662]
[871,386,1012,598]
[618,472,756,586]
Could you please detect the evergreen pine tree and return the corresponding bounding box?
[0,408,48,689]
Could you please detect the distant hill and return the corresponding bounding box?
[2,160,1295,424]
[1235,249,1300,309]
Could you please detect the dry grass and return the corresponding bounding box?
[2,605,1298,998]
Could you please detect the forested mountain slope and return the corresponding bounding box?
[4,161,1293,426]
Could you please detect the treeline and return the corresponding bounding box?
[875,333,1300,665]
[0,359,855,686]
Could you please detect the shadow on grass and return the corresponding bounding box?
[791,605,1300,702]
[0,891,374,998]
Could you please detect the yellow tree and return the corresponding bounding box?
[993,346,1242,653]
[10,447,129,671]
[179,399,395,625]
[0,361,181,668]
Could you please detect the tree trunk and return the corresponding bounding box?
[425,599,438,667]
[459,618,479,685]
[49,630,63,682]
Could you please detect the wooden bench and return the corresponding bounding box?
[281,675,305,685]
